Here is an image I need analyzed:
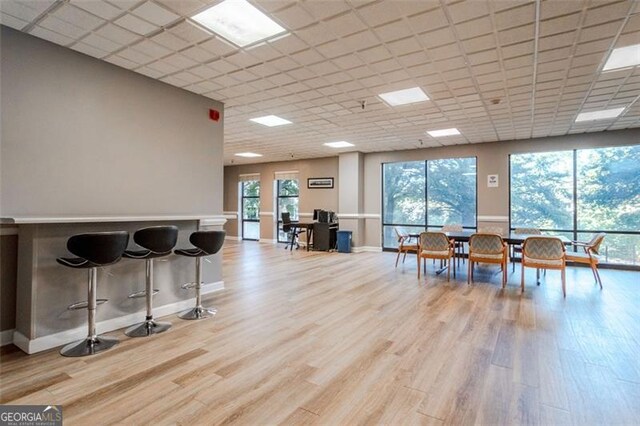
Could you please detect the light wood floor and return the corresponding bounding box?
[1,241,640,425]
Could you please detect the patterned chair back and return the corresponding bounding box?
[469,234,504,254]
[514,227,542,235]
[479,226,504,236]
[442,224,463,232]
[420,232,450,251]
[588,233,606,254]
[523,237,565,260]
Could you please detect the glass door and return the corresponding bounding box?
[241,180,260,240]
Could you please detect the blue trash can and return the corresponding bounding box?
[336,230,352,253]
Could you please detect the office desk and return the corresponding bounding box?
[291,222,314,251]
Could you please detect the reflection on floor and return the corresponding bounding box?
[1,240,639,425]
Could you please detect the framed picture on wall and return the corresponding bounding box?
[307,177,334,189]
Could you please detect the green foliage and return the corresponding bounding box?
[278,179,299,196]
[242,180,260,197]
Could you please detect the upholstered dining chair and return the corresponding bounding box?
[566,233,606,289]
[418,232,456,281]
[521,236,566,296]
[442,224,465,267]
[394,227,418,267]
[468,233,508,287]
[512,227,542,272]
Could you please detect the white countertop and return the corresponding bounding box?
[1,215,225,224]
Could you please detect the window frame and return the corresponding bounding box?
[381,156,478,250]
[509,145,640,268]
[241,180,260,241]
[276,179,300,243]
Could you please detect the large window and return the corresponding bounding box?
[241,180,260,240]
[276,179,299,243]
[382,157,477,248]
[510,145,640,266]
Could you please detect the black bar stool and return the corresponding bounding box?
[174,230,225,320]
[123,226,178,337]
[57,231,129,357]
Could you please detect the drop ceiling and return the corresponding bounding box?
[2,0,639,165]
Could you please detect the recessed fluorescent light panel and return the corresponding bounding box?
[378,87,429,106]
[250,115,292,127]
[575,107,625,122]
[324,141,354,148]
[191,0,286,47]
[603,44,640,71]
[427,128,461,137]
[235,152,263,158]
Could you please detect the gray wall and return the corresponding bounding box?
[1,26,224,217]
[0,27,225,338]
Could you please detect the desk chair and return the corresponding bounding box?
[282,212,304,251]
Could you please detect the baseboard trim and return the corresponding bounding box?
[0,329,15,346]
[259,239,277,244]
[225,236,241,241]
[12,281,224,354]
[352,246,383,253]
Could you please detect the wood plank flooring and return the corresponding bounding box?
[1,241,639,425]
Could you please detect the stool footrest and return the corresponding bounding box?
[181,282,199,289]
[67,299,108,310]
[127,289,160,299]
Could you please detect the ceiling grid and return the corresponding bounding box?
[1,0,638,164]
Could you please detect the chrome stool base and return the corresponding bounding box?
[60,335,119,357]
[179,306,217,320]
[125,319,171,337]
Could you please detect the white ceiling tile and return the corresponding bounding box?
[324,12,366,38]
[29,25,74,46]
[302,0,351,20]
[52,4,105,31]
[272,4,315,29]
[81,32,122,53]
[71,42,108,58]
[104,53,138,69]
[39,15,88,39]
[130,39,172,59]
[0,12,27,30]
[168,20,210,43]
[181,45,216,62]
[131,1,180,26]
[151,30,191,50]
[1,0,56,22]
[162,53,199,68]
[154,0,207,16]
[105,0,144,11]
[114,13,159,35]
[70,0,124,20]
[96,23,141,44]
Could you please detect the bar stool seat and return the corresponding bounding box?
[57,231,129,357]
[174,230,225,320]
[123,225,178,337]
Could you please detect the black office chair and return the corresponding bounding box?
[123,226,178,337]
[174,230,225,320]
[282,212,304,250]
[57,231,129,357]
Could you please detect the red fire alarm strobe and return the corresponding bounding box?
[209,109,220,121]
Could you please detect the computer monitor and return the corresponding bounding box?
[313,209,322,221]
